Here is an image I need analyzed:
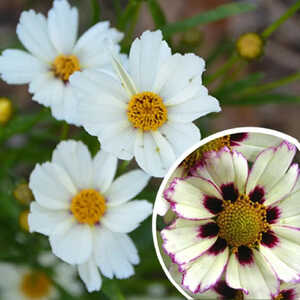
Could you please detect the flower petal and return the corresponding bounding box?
[246,141,296,196]
[78,257,102,292]
[129,30,171,92]
[17,10,56,62]
[159,121,200,157]
[182,247,229,293]
[232,151,249,194]
[92,150,118,193]
[28,202,71,235]
[52,140,93,191]
[101,200,152,233]
[161,218,218,265]
[0,49,46,84]
[106,170,150,206]
[94,227,138,279]
[47,0,78,53]
[29,162,76,210]
[164,176,222,220]
[50,219,93,264]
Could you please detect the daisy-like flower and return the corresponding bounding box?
[70,30,220,177]
[161,141,300,299]
[0,256,81,300]
[156,132,283,216]
[0,0,123,124]
[28,140,152,292]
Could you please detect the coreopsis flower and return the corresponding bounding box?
[236,32,264,60]
[0,257,81,299]
[0,0,123,124]
[161,141,300,299]
[271,282,300,300]
[70,30,221,177]
[156,132,283,216]
[28,140,152,292]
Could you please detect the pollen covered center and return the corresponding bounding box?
[127,91,168,131]
[70,189,106,226]
[53,54,80,81]
[217,194,269,249]
[20,271,51,299]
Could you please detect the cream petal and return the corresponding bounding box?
[17,10,57,62]
[47,0,78,54]
[101,200,152,233]
[0,49,46,84]
[78,257,102,292]
[50,219,93,265]
[106,170,150,206]
[52,140,93,190]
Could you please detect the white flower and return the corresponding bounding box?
[70,30,221,177]
[0,0,123,124]
[161,141,300,299]
[28,140,152,292]
[0,255,81,300]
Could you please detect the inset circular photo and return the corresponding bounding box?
[153,127,300,299]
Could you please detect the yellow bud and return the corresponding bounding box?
[236,32,264,60]
[0,97,13,124]
[19,210,30,232]
[13,183,34,205]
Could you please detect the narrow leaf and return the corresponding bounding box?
[147,0,167,28]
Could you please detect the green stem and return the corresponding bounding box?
[60,122,70,141]
[90,0,101,25]
[205,53,239,84]
[262,0,300,39]
[241,72,300,95]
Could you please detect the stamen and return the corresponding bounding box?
[127,91,167,131]
[70,189,106,226]
[52,54,80,81]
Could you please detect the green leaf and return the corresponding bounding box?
[102,280,126,300]
[90,0,101,25]
[147,0,167,28]
[162,2,256,38]
[117,0,140,31]
[0,109,51,143]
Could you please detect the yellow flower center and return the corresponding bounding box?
[181,135,231,170]
[20,271,51,299]
[127,91,168,131]
[0,97,13,125]
[273,294,283,300]
[217,194,269,250]
[52,54,80,81]
[70,189,107,226]
[236,32,264,60]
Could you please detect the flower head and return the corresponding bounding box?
[70,30,221,177]
[161,141,300,298]
[236,32,264,60]
[0,97,13,124]
[0,0,123,124]
[28,140,152,292]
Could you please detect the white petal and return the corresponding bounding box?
[0,264,20,288]
[264,163,299,206]
[168,91,221,123]
[246,141,296,195]
[129,30,171,92]
[29,162,76,210]
[106,170,150,206]
[17,10,56,62]
[78,257,102,292]
[0,49,46,84]
[52,140,93,190]
[50,219,93,264]
[159,121,200,157]
[28,202,71,235]
[134,130,176,178]
[182,248,229,293]
[101,200,152,233]
[92,150,118,193]
[232,151,248,194]
[161,218,217,265]
[164,176,222,220]
[47,0,78,54]
[156,197,170,216]
[94,227,138,279]
[153,53,205,100]
[73,21,123,68]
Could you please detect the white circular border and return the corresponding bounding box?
[152,126,300,299]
